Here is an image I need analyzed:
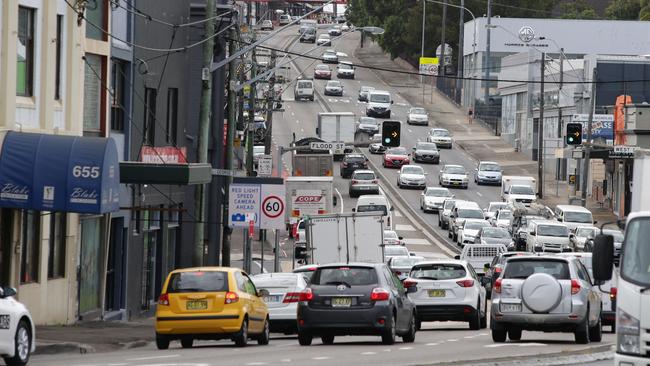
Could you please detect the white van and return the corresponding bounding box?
[354,195,393,229]
[526,220,571,252]
[365,90,393,118]
[554,205,595,231]
[294,79,314,101]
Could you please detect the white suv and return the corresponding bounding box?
[0,286,35,366]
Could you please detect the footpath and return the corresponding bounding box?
[354,41,617,225]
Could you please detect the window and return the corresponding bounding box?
[83,54,103,134]
[166,88,178,144]
[48,213,66,279]
[55,15,63,100]
[110,60,126,131]
[17,7,35,97]
[144,88,157,145]
[85,0,106,40]
[20,210,40,283]
[166,271,228,293]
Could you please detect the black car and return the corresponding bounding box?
[340,154,368,178]
[412,141,440,164]
[297,263,417,346]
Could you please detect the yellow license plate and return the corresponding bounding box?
[332,297,352,307]
[428,289,446,297]
[186,300,208,310]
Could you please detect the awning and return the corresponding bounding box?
[0,131,120,214]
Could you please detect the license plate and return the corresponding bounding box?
[331,297,352,307]
[186,300,208,310]
[500,303,521,313]
[428,289,446,297]
[452,182,460,185]
[263,295,282,303]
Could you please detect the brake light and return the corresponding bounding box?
[456,279,474,288]
[395,271,402,276]
[351,180,359,184]
[158,293,169,306]
[296,232,300,241]
[370,288,390,301]
[283,292,302,303]
[495,266,502,273]
[494,278,502,293]
[403,279,417,288]
[299,288,313,302]
[225,291,239,304]
[571,279,581,295]
[610,287,617,300]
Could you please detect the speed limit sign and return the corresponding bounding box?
[262,195,284,219]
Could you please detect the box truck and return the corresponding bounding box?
[501,176,537,205]
[316,112,355,159]
[285,176,335,233]
[292,154,333,177]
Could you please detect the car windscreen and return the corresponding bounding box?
[357,204,387,215]
[353,172,375,180]
[443,200,456,209]
[384,231,398,239]
[316,65,329,70]
[297,81,312,88]
[504,260,570,280]
[480,163,501,172]
[465,221,490,230]
[391,257,420,268]
[387,147,407,155]
[575,227,597,238]
[410,263,466,280]
[312,266,378,286]
[359,117,376,125]
[167,271,229,293]
[537,224,569,237]
[482,228,510,238]
[432,130,449,137]
[426,189,449,197]
[564,211,593,223]
[411,108,426,114]
[402,166,423,174]
[621,217,650,286]
[370,94,390,103]
[417,142,437,150]
[510,185,534,195]
[458,209,483,219]
[497,210,512,219]
[339,63,353,70]
[385,246,409,256]
[445,166,465,175]
[327,81,342,87]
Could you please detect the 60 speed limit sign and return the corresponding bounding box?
[262,195,284,218]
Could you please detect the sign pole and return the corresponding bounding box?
[273,229,280,272]
[245,227,251,273]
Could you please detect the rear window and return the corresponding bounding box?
[385,246,409,256]
[504,260,570,280]
[537,224,569,237]
[357,204,387,215]
[167,271,229,293]
[443,200,456,210]
[353,172,375,180]
[345,156,365,163]
[459,209,483,219]
[297,81,312,88]
[312,267,378,286]
[410,264,466,280]
[252,275,298,288]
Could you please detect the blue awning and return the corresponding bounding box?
[0,131,120,214]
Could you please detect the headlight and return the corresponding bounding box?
[617,309,641,355]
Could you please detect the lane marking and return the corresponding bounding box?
[281,359,292,363]
[399,347,414,350]
[426,343,439,346]
[394,210,404,218]
[312,356,331,360]
[484,343,546,348]
[246,363,268,366]
[447,339,459,342]
[476,191,483,197]
[402,238,432,245]
[126,354,180,361]
[394,224,416,231]
[335,188,344,213]
[361,351,377,355]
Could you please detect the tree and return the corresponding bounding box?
[604,0,641,19]
[559,0,597,19]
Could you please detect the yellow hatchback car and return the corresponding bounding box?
[155,267,270,348]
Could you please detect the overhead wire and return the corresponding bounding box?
[115,0,234,29]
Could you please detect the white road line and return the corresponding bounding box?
[426,343,439,346]
[394,224,416,231]
[246,362,268,366]
[408,129,413,133]
[447,339,459,342]
[280,359,292,363]
[296,120,300,124]
[312,356,331,360]
[301,128,305,132]
[126,354,180,361]
[476,191,482,197]
[335,188,344,213]
[399,347,414,350]
[361,351,377,355]
[394,210,404,218]
[383,349,392,352]
[402,238,432,245]
[291,112,295,116]
[484,343,546,348]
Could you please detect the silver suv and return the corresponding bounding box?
[490,255,603,344]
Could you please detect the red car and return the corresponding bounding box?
[313,64,331,79]
[383,146,410,168]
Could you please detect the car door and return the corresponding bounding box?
[384,267,409,331]
[576,261,600,324]
[468,265,486,313]
[243,273,266,333]
[0,289,15,354]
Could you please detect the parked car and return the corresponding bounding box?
[412,141,439,164]
[321,49,339,63]
[155,267,271,349]
[474,161,503,185]
[406,107,429,126]
[490,209,513,229]
[260,20,274,30]
[0,286,35,366]
[405,259,487,330]
[490,255,603,344]
[438,198,457,229]
[313,64,332,79]
[324,80,343,96]
[484,202,509,220]
[420,187,452,213]
[356,117,379,135]
[427,128,452,149]
[369,134,387,154]
[397,165,427,189]
[340,153,368,178]
[252,273,309,334]
[439,164,469,189]
[383,147,410,168]
[358,86,375,102]
[349,169,379,197]
[457,219,492,246]
[384,245,410,261]
[297,263,417,345]
[384,230,405,246]
[388,256,426,280]
[570,226,598,251]
[336,61,355,79]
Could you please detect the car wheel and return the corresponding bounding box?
[181,337,194,348]
[234,318,249,347]
[257,317,270,345]
[401,313,417,343]
[382,314,397,345]
[321,335,335,345]
[438,219,442,227]
[5,320,32,366]
[298,332,313,346]
[469,303,481,330]
[155,333,170,350]
[508,328,522,341]
[491,322,507,343]
[589,314,602,342]
[480,302,488,329]
[574,312,590,344]
[415,318,422,331]
[387,112,391,118]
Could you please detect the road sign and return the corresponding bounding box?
[212,168,235,177]
[610,145,639,159]
[419,57,439,76]
[310,142,345,151]
[228,177,285,230]
[257,155,273,177]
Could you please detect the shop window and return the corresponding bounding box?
[48,213,67,279]
[20,210,40,284]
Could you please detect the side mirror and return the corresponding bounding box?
[333,196,338,206]
[409,252,417,257]
[0,286,16,298]
[257,289,270,298]
[593,220,598,225]
[398,236,404,240]
[351,208,356,212]
[454,255,460,260]
[592,234,614,282]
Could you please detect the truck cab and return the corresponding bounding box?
[554,205,595,232]
[526,220,571,253]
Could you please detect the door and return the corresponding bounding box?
[243,274,264,333]
[79,217,103,317]
[385,267,409,331]
[0,209,12,285]
[105,217,125,312]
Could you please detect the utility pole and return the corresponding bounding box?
[456,0,465,104]
[264,49,277,155]
[538,53,545,200]
[581,68,597,206]
[246,41,257,177]
[193,0,216,266]
[483,0,492,106]
[222,25,239,267]
[439,0,447,89]
[557,49,564,188]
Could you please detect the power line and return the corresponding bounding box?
[115,0,234,29]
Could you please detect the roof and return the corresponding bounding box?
[480,161,499,165]
[507,255,572,263]
[556,205,592,213]
[530,219,566,226]
[169,267,240,273]
[412,259,467,266]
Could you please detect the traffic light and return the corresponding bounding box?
[566,123,583,145]
[381,120,401,147]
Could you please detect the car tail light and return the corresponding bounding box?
[610,287,617,300]
[571,279,581,295]
[283,292,302,303]
[295,232,300,241]
[395,271,402,276]
[370,288,390,301]
[494,266,502,273]
[403,279,417,288]
[351,180,359,184]
[494,278,502,293]
[225,291,239,304]
[456,279,474,288]
[158,293,169,306]
[299,288,313,302]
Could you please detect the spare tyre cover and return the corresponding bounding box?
[521,273,562,313]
